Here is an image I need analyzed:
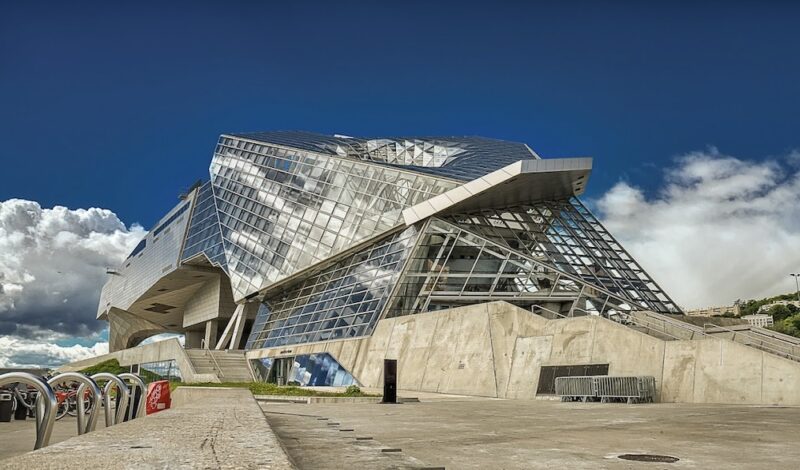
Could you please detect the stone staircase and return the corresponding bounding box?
[184,349,253,382]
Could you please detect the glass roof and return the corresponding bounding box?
[230,130,539,181]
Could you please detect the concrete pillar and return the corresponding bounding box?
[204,320,218,349]
[184,330,203,349]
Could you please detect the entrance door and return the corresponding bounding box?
[268,358,294,385]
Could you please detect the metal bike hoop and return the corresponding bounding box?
[0,372,57,449]
[48,372,103,435]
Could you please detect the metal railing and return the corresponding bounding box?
[203,349,225,380]
[703,323,800,362]
[531,303,706,341]
[533,302,800,365]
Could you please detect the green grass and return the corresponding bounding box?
[79,358,128,376]
[173,381,378,397]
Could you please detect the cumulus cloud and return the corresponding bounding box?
[0,199,144,367]
[596,148,800,309]
[0,336,109,368]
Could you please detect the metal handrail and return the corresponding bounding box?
[0,372,57,449]
[532,303,706,341]
[703,323,800,362]
[205,349,225,380]
[82,373,130,427]
[47,372,103,435]
[118,373,147,420]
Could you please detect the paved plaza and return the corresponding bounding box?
[262,398,799,469]
[0,415,108,461]
[2,389,798,469]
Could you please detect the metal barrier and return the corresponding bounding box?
[118,373,147,420]
[555,375,656,404]
[80,373,130,427]
[47,372,103,435]
[554,376,596,402]
[0,372,57,449]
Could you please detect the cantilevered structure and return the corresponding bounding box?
[97,131,680,386]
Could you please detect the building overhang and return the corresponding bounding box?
[401,157,592,225]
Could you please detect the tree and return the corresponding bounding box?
[768,304,793,322]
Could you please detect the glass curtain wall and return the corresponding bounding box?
[388,217,677,320]
[245,226,419,349]
[440,199,678,313]
[181,181,227,270]
[210,136,456,301]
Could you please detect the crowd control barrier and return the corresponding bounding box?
[48,372,103,435]
[555,375,656,404]
[0,372,57,449]
[554,376,596,402]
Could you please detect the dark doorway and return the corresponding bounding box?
[536,363,609,395]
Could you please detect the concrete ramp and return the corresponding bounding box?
[0,387,293,469]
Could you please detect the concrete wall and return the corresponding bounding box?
[247,301,800,405]
[58,338,218,383]
[182,275,239,328]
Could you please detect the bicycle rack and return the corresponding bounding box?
[80,373,130,427]
[0,372,57,450]
[47,372,103,435]
[118,373,147,420]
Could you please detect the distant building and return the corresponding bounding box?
[742,314,774,328]
[758,300,800,313]
[686,305,740,317]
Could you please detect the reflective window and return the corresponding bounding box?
[139,360,182,382]
[211,135,453,300]
[250,354,357,387]
[245,226,419,349]
[181,181,227,270]
[388,213,679,320]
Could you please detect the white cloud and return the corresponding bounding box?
[0,199,145,367]
[0,336,109,368]
[596,148,800,309]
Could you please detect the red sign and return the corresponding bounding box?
[146,380,171,415]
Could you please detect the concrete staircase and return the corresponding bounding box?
[185,349,253,382]
[628,311,800,363]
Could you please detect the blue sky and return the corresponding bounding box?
[2,1,799,228]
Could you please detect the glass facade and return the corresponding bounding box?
[234,131,539,181]
[210,135,454,301]
[440,199,678,313]
[245,226,419,349]
[387,215,678,320]
[181,181,227,270]
[138,360,182,382]
[251,354,357,387]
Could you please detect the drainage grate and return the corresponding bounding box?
[618,454,679,463]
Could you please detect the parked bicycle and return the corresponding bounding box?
[53,383,93,420]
